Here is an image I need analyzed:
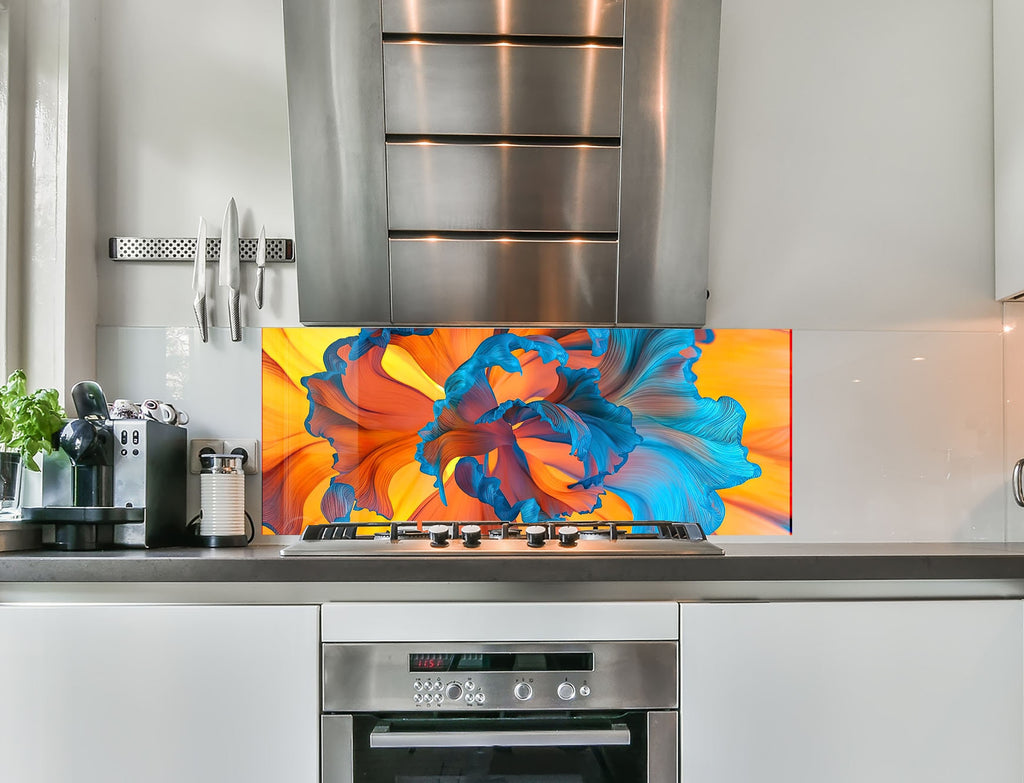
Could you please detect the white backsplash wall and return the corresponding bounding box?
[1003,302,1024,541]
[95,0,298,328]
[96,327,263,531]
[90,0,1005,542]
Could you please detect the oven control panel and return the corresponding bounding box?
[323,641,677,713]
[409,675,593,708]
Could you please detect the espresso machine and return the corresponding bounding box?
[22,381,187,550]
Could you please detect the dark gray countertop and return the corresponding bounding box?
[2,541,1024,583]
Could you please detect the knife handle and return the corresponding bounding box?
[255,267,265,310]
[228,289,241,342]
[193,296,209,343]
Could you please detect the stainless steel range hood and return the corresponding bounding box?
[283,0,721,326]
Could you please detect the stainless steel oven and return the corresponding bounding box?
[321,641,678,782]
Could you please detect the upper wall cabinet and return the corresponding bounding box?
[283,0,722,326]
[995,0,1024,300]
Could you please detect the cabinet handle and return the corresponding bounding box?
[1013,459,1024,507]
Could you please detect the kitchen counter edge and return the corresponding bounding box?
[1,542,1024,584]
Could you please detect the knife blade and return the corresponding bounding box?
[254,224,266,310]
[192,217,209,342]
[219,197,241,342]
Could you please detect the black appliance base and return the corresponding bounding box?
[192,533,249,548]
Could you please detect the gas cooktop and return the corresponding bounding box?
[279,521,723,556]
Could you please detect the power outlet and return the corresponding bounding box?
[189,439,224,474]
[223,438,261,475]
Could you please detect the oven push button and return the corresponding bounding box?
[513,682,533,701]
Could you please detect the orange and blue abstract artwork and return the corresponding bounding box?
[262,328,791,536]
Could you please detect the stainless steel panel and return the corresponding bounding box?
[389,238,616,324]
[647,711,679,783]
[322,714,354,783]
[283,0,391,325]
[617,0,721,325]
[386,143,621,232]
[322,641,678,712]
[382,0,624,37]
[384,42,622,137]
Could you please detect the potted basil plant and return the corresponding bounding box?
[0,370,65,514]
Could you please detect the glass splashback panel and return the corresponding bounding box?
[261,328,791,536]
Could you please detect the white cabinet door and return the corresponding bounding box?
[680,601,1023,783]
[0,604,319,783]
[996,0,1024,299]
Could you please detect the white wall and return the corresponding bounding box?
[96,0,296,328]
[92,0,1005,541]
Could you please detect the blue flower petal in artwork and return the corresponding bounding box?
[588,329,609,357]
[418,335,638,521]
[553,328,610,357]
[344,327,435,362]
[440,333,568,409]
[320,478,356,523]
[476,367,640,489]
[573,328,762,532]
[454,457,541,523]
[602,398,762,534]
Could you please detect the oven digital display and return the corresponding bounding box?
[409,652,594,673]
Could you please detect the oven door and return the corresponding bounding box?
[323,711,677,783]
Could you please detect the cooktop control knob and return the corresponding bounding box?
[513,682,533,701]
[427,524,450,547]
[445,682,463,701]
[557,525,579,547]
[525,525,547,548]
[461,524,482,548]
[556,682,576,701]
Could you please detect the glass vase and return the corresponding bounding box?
[0,451,23,518]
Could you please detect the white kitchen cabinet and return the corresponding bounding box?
[0,604,319,783]
[679,601,1023,783]
[996,0,1024,299]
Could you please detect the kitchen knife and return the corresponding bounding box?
[192,217,209,342]
[254,224,266,310]
[219,197,241,342]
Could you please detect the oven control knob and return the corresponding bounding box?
[556,682,576,701]
[513,682,533,701]
[579,685,591,697]
[557,525,579,547]
[525,525,547,548]
[461,524,482,548]
[427,524,450,547]
[445,682,463,701]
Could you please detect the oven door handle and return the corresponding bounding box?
[369,722,631,749]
